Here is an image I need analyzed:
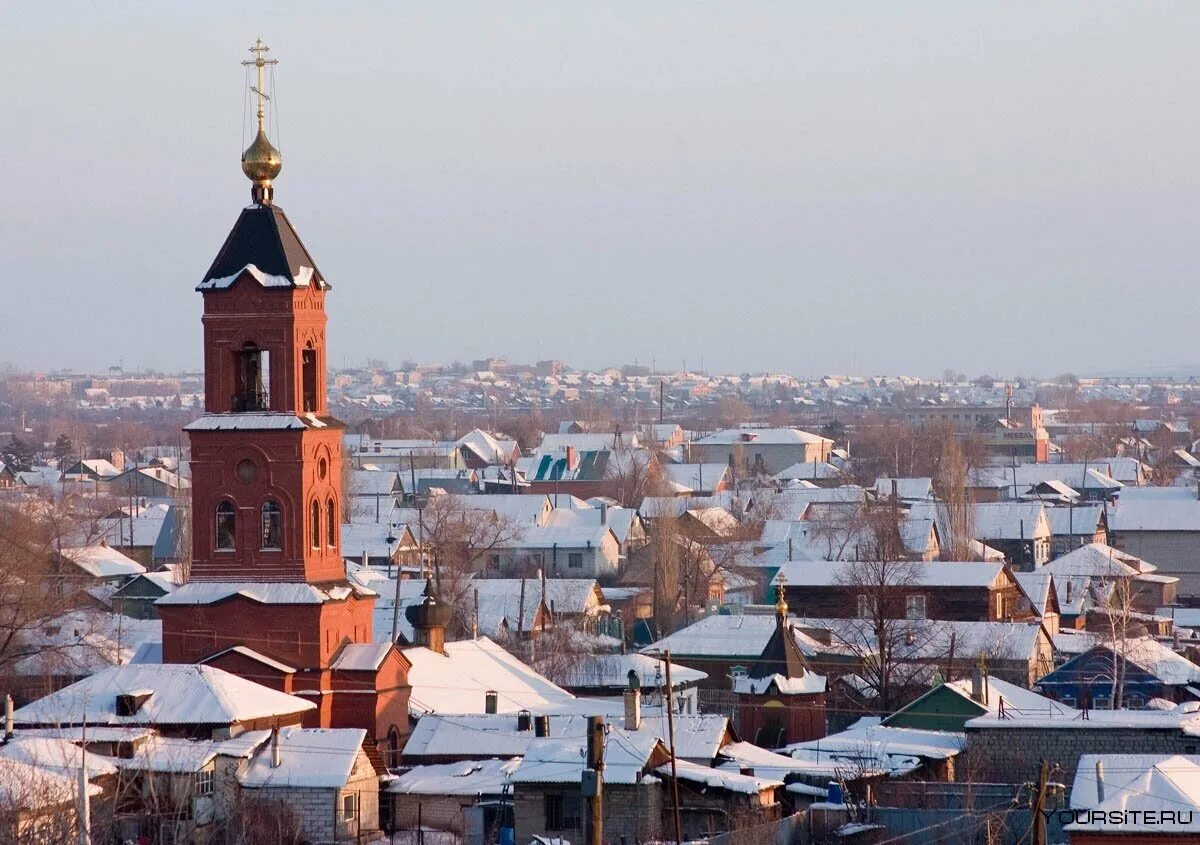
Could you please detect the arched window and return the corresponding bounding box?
[311,500,321,549]
[261,500,282,550]
[302,345,318,413]
[215,501,236,550]
[326,499,337,549]
[234,343,268,411]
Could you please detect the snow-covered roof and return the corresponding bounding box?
[239,727,367,789]
[403,637,578,716]
[873,477,934,501]
[693,427,831,446]
[14,609,161,677]
[731,672,827,695]
[331,642,393,672]
[512,728,661,785]
[662,463,730,492]
[770,559,1006,589]
[201,645,296,674]
[660,759,781,794]
[183,412,310,431]
[1108,489,1200,532]
[0,758,99,809]
[387,758,521,796]
[1067,754,1200,833]
[544,653,706,690]
[13,664,315,728]
[783,721,965,777]
[403,713,592,759]
[158,580,374,606]
[643,614,825,659]
[0,735,118,779]
[1045,504,1106,536]
[1043,543,1149,578]
[60,545,145,579]
[197,261,319,290]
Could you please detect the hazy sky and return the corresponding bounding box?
[3,2,1199,378]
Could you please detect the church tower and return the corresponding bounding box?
[158,41,410,753]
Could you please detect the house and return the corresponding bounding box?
[1034,636,1200,707]
[1014,572,1062,636]
[772,461,846,488]
[104,465,191,499]
[641,613,834,723]
[732,589,827,746]
[54,543,146,594]
[912,501,1051,570]
[883,673,1075,733]
[873,477,934,503]
[964,702,1200,785]
[511,727,669,844]
[658,760,784,842]
[345,468,402,522]
[13,663,316,739]
[10,608,161,702]
[95,502,183,566]
[1108,486,1200,596]
[455,429,521,468]
[387,757,520,839]
[660,462,732,495]
[1065,754,1200,843]
[1042,542,1179,613]
[110,565,184,619]
[689,427,833,475]
[772,560,1035,623]
[1047,504,1108,557]
[540,652,707,714]
[238,727,381,844]
[0,757,100,842]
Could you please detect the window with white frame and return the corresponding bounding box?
[342,793,356,821]
[856,594,876,619]
[195,768,213,796]
[905,594,926,620]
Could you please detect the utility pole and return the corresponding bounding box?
[1031,758,1051,845]
[664,651,683,845]
[585,714,605,845]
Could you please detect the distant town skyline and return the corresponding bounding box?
[4,3,1200,377]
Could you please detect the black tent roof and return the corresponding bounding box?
[199,204,327,289]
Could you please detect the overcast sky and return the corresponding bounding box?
[3,2,1199,378]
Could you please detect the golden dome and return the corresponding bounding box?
[241,128,281,184]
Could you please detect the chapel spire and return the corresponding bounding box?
[240,38,282,206]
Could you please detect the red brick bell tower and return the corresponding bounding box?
[158,40,410,757]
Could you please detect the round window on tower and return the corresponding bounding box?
[318,457,328,480]
[236,459,258,483]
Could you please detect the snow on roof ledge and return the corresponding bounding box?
[197,263,317,291]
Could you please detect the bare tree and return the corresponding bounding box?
[417,495,522,636]
[832,556,937,713]
[934,435,977,561]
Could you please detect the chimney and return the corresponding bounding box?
[3,695,12,744]
[624,688,642,731]
[1095,760,1105,804]
[110,449,125,472]
[600,502,608,525]
[271,726,281,768]
[485,690,498,714]
[566,445,577,472]
[534,715,550,738]
[891,478,899,504]
[970,666,984,704]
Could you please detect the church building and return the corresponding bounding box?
[156,40,411,762]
